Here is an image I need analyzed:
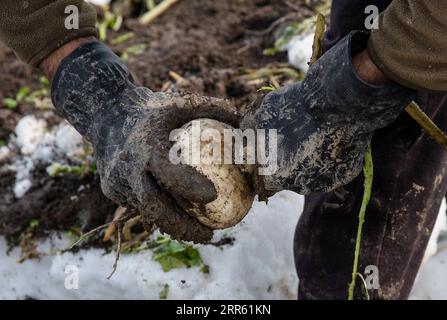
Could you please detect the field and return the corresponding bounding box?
[0,0,446,300]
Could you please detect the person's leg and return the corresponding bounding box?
[295,92,447,299]
[294,0,447,300]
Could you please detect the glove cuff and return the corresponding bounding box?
[305,30,417,131]
[51,41,135,139]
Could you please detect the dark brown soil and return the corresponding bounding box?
[0,0,314,244]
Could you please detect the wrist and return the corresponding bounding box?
[352,49,393,86]
[51,41,134,139]
[40,37,97,80]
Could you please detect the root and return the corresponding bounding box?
[121,231,151,253]
[103,206,127,242]
[69,214,131,250]
[123,215,142,241]
[107,222,123,280]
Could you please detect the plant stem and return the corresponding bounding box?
[405,101,447,150]
[348,145,373,300]
[139,0,179,25]
[309,13,325,66]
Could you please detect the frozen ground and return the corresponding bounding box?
[1,191,446,300]
[0,191,301,300]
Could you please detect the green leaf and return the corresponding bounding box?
[121,44,146,61]
[48,162,96,177]
[16,86,30,102]
[152,236,203,272]
[111,15,123,32]
[0,140,5,147]
[257,86,276,92]
[155,254,187,272]
[98,21,108,41]
[3,98,17,109]
[127,44,146,54]
[159,284,169,300]
[111,32,134,45]
[39,76,50,87]
[262,48,278,57]
[26,88,48,102]
[200,264,210,274]
[29,219,39,229]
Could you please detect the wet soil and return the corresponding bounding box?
[0,0,314,244]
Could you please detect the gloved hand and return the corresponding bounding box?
[242,31,416,197]
[51,41,237,243]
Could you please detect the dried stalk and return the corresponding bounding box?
[309,13,325,66]
[139,0,179,25]
[405,102,447,150]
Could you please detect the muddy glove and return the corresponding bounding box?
[242,31,416,196]
[51,41,237,243]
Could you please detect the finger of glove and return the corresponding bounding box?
[139,175,213,243]
[153,93,240,129]
[239,94,265,130]
[146,151,217,204]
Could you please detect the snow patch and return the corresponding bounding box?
[14,115,47,155]
[411,250,447,300]
[0,191,302,300]
[9,115,84,198]
[13,179,32,199]
[286,33,315,73]
[86,0,111,5]
[0,146,11,162]
[423,198,447,263]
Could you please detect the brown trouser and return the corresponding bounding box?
[296,92,447,300]
[295,0,447,299]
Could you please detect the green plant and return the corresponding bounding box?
[159,284,169,299]
[49,162,97,177]
[29,219,40,229]
[98,5,123,41]
[152,236,203,272]
[110,32,135,45]
[120,43,146,62]
[147,0,156,10]
[3,86,30,109]
[257,85,277,92]
[348,145,373,300]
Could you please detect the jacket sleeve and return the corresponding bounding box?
[368,0,447,92]
[0,0,97,67]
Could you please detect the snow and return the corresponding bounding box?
[13,179,32,199]
[423,199,447,263]
[0,191,301,300]
[0,186,445,299]
[411,250,447,300]
[8,115,84,198]
[86,0,110,5]
[411,199,447,299]
[0,146,10,162]
[286,33,315,73]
